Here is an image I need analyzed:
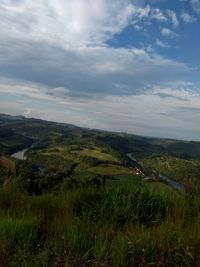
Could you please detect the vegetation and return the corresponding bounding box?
[140,155,200,185]
[0,179,199,266]
[1,114,200,266]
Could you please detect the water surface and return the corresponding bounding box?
[11,148,29,160]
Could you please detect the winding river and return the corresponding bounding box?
[158,174,185,192]
[126,153,185,192]
[11,142,40,160]
[11,148,29,160]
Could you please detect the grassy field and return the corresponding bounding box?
[78,148,120,163]
[27,143,123,172]
[88,164,130,175]
[0,178,199,267]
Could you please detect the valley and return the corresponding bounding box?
[0,113,200,266]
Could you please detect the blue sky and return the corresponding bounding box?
[0,0,200,140]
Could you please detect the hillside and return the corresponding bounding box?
[1,113,200,188]
[1,114,200,266]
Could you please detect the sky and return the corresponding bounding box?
[0,0,200,141]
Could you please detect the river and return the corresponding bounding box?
[11,142,40,160]
[126,153,137,162]
[126,152,185,192]
[11,148,29,160]
[159,174,185,192]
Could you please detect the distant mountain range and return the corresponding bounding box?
[1,113,200,160]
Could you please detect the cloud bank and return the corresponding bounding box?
[0,0,200,140]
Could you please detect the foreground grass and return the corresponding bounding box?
[0,180,200,266]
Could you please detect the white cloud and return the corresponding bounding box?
[0,0,140,47]
[1,81,200,140]
[152,85,198,100]
[167,10,179,28]
[0,78,71,102]
[0,41,188,98]
[156,39,171,48]
[133,24,143,31]
[136,4,151,19]
[150,7,167,21]
[180,11,197,24]
[161,27,177,38]
[131,5,167,22]
[0,0,199,140]
[49,87,70,97]
[23,108,32,116]
[191,0,200,15]
[0,1,170,50]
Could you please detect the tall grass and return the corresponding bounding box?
[72,185,173,227]
[0,217,40,250]
[0,180,200,266]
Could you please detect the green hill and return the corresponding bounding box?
[0,114,200,266]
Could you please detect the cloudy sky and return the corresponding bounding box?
[0,0,200,140]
